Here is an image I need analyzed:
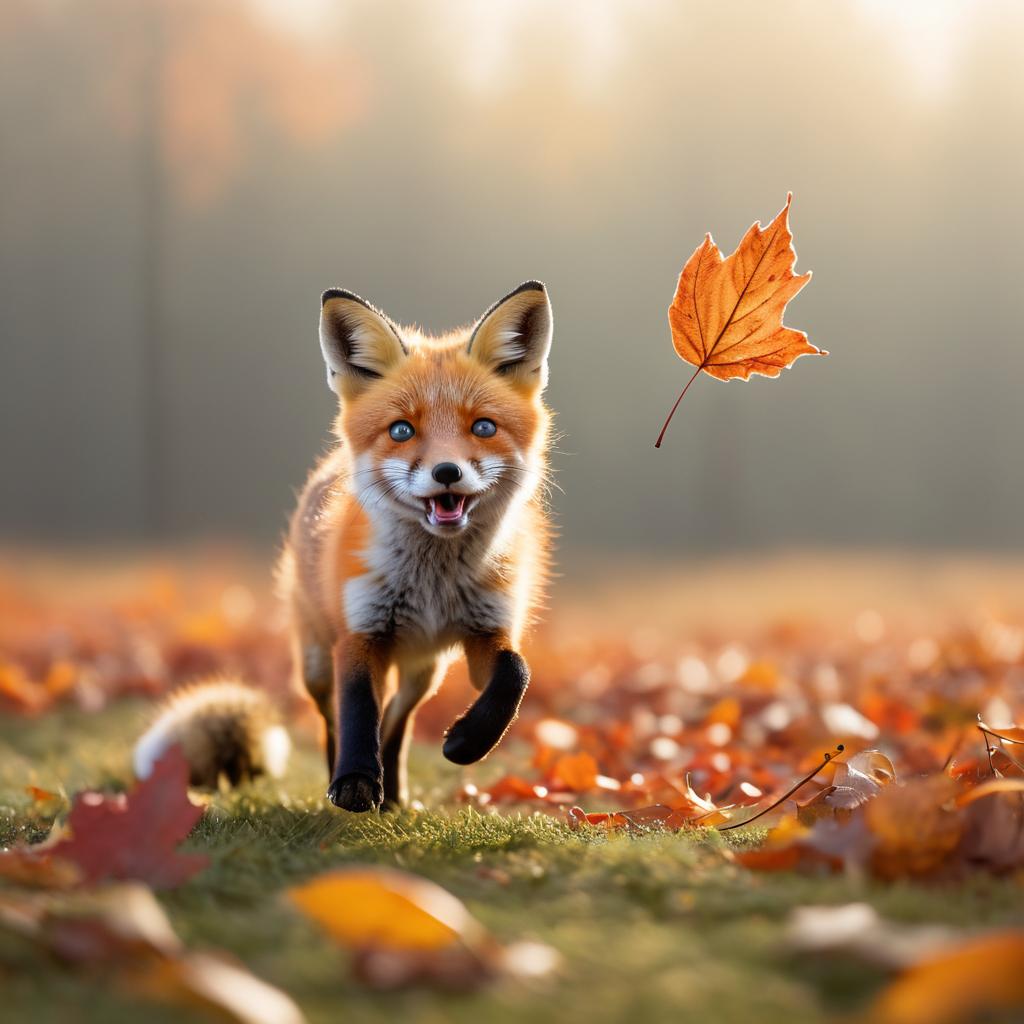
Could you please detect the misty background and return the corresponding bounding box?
[2,0,1022,556]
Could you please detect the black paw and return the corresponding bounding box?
[443,709,511,765]
[327,772,383,812]
[443,651,529,766]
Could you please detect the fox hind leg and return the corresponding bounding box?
[381,658,446,808]
[298,639,336,775]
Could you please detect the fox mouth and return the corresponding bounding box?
[425,492,468,528]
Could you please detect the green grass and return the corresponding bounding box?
[2,703,1023,1024]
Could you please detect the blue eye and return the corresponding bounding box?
[471,418,497,438]
[389,420,415,442]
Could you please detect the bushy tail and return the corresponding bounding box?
[133,679,291,788]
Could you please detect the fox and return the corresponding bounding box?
[274,280,555,811]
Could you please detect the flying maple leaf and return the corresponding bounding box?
[49,746,208,888]
[655,194,826,447]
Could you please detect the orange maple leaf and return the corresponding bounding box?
[655,193,826,447]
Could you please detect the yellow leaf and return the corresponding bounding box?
[288,867,482,952]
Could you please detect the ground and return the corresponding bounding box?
[2,553,1024,1022]
[1,704,1021,1024]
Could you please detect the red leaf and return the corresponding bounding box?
[50,747,208,888]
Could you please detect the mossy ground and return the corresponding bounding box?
[2,702,1022,1024]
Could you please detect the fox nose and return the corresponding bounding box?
[432,462,463,486]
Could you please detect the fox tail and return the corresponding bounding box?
[133,679,291,788]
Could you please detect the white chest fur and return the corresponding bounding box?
[342,520,513,644]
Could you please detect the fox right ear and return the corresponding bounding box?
[467,281,553,392]
[319,289,407,397]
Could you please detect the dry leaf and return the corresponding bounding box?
[0,847,81,889]
[0,884,305,1024]
[289,867,479,952]
[148,953,307,1024]
[797,750,896,825]
[955,780,1024,872]
[865,776,963,879]
[656,193,825,446]
[989,748,1024,777]
[870,931,1024,1024]
[551,752,599,792]
[49,746,208,888]
[288,866,558,992]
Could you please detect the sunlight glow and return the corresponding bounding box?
[855,0,970,95]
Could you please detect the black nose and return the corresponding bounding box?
[432,462,462,486]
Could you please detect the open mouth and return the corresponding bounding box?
[425,492,467,527]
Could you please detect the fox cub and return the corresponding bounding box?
[276,281,554,811]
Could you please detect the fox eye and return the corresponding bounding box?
[389,420,415,442]
[471,418,497,438]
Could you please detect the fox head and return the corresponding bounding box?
[319,281,553,537]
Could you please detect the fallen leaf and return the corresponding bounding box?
[149,952,307,1024]
[0,884,305,1024]
[865,776,963,879]
[656,193,825,446]
[956,782,1024,872]
[25,785,60,803]
[288,867,558,992]
[734,814,843,873]
[289,867,479,952]
[0,847,80,889]
[978,721,1024,744]
[870,931,1024,1024]
[49,746,208,887]
[480,775,549,803]
[957,778,1024,806]
[990,748,1024,777]
[797,750,895,825]
[551,752,599,792]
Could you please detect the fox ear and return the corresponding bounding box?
[467,281,553,391]
[319,289,407,397]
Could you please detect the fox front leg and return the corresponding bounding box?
[443,633,530,765]
[327,636,389,812]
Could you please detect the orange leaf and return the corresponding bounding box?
[990,748,1024,777]
[287,866,559,992]
[551,752,599,792]
[483,775,548,803]
[870,931,1024,1024]
[25,785,59,803]
[0,848,80,889]
[656,194,825,446]
[865,776,963,879]
[978,721,1024,744]
[566,804,675,833]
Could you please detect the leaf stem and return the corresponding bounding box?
[654,365,703,448]
[717,745,845,832]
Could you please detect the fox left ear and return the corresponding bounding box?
[467,281,553,391]
[320,289,407,398]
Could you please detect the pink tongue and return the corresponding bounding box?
[433,495,465,523]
